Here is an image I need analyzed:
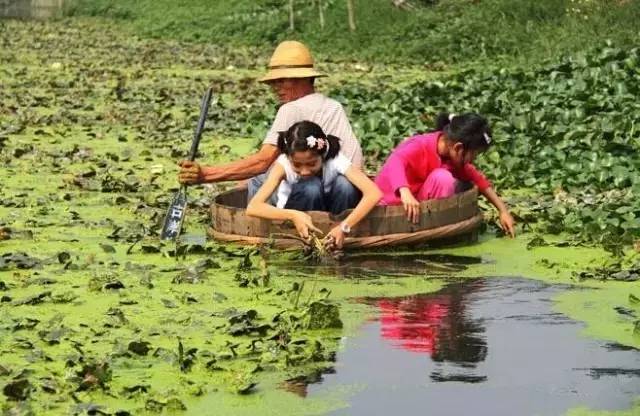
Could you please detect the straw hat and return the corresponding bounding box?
[259,41,326,83]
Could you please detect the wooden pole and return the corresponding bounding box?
[318,0,325,29]
[289,0,295,31]
[346,0,356,32]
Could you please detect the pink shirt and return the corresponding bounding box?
[374,132,491,205]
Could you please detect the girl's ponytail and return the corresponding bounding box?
[435,112,492,152]
[435,112,453,131]
[324,134,341,160]
[277,131,289,154]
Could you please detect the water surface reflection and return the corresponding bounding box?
[274,252,483,279]
[305,278,640,415]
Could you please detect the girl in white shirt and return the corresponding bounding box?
[247,121,382,249]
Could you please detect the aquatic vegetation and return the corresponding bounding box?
[1,18,639,415]
[330,44,640,250]
[0,20,354,414]
[576,261,640,282]
[68,0,640,66]
[304,234,342,263]
[4,22,640,255]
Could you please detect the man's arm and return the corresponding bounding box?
[179,144,279,184]
[179,101,296,184]
[201,144,279,182]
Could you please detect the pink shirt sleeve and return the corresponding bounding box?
[381,138,426,196]
[458,164,491,191]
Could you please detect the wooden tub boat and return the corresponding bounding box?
[208,187,483,249]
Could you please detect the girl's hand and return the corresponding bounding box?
[479,187,516,238]
[324,226,345,250]
[178,160,202,184]
[499,210,516,238]
[399,187,420,224]
[290,211,322,240]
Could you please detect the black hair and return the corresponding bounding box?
[276,120,341,160]
[434,112,492,152]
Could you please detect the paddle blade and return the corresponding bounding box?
[160,190,187,241]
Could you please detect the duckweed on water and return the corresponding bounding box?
[1,18,639,415]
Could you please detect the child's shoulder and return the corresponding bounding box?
[331,151,350,162]
[411,131,440,142]
[276,153,289,165]
[276,154,294,173]
[326,152,351,173]
[396,132,439,151]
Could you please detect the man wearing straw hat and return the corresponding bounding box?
[179,40,363,206]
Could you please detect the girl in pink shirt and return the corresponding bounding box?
[375,112,515,237]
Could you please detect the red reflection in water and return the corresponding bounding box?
[368,281,487,366]
[377,295,451,354]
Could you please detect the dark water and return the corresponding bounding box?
[304,278,640,415]
[274,252,483,279]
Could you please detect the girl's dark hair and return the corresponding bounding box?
[277,120,341,160]
[435,112,492,151]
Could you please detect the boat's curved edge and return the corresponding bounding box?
[207,213,483,250]
[210,187,481,239]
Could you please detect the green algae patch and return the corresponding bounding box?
[0,19,362,412]
[0,245,366,414]
[2,17,639,415]
[554,283,640,349]
[432,234,609,283]
[431,235,640,348]
[566,401,640,416]
[184,373,360,416]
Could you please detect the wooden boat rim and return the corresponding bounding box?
[209,187,482,248]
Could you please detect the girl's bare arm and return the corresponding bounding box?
[246,164,321,237]
[341,167,383,228]
[480,186,516,237]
